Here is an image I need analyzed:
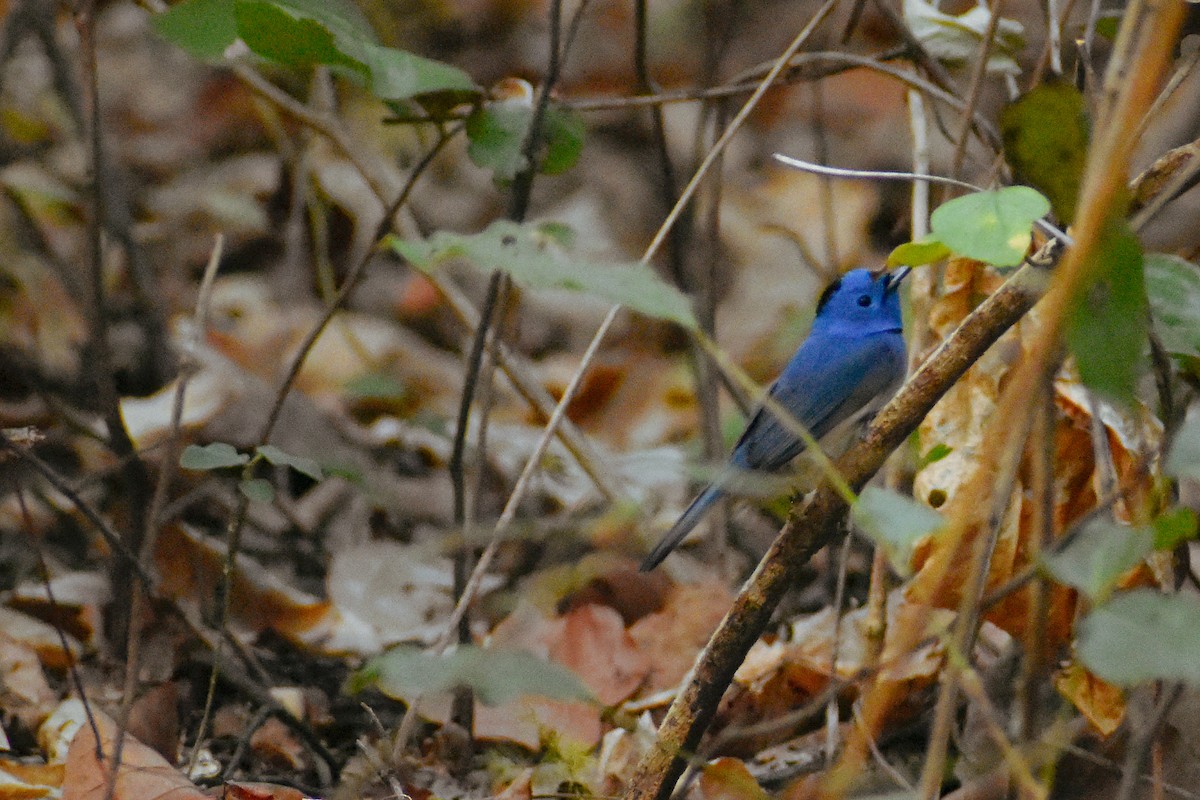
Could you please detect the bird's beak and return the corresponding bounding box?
[885,266,911,292]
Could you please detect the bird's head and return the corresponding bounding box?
[812,267,907,335]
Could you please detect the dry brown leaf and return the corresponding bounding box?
[217,782,308,800]
[1055,662,1125,736]
[0,633,55,731]
[548,604,650,706]
[717,594,949,749]
[0,608,80,672]
[249,717,308,772]
[628,580,735,694]
[696,757,771,800]
[0,759,64,799]
[154,523,376,655]
[60,709,207,800]
[126,683,180,763]
[905,258,1162,652]
[205,274,462,414]
[9,572,109,649]
[493,601,650,706]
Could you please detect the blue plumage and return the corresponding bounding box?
[641,267,908,571]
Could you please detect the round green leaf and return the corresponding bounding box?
[1078,590,1200,687]
[1042,519,1153,602]
[256,444,324,481]
[930,187,1050,267]
[1146,253,1200,358]
[180,442,249,471]
[239,477,275,502]
[234,0,358,70]
[153,0,238,60]
[851,487,944,577]
[1153,508,1198,551]
[1063,221,1145,406]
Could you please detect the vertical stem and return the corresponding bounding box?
[1019,376,1054,740]
[76,0,151,661]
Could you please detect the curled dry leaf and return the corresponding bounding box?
[249,717,308,772]
[154,524,377,655]
[1054,661,1125,736]
[0,632,55,732]
[9,572,110,649]
[716,592,952,751]
[905,258,1163,650]
[0,607,81,672]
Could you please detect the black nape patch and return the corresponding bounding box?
[816,278,843,314]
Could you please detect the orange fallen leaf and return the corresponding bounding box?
[61,710,207,800]
[628,580,734,693]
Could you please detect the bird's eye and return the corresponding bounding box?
[857,295,872,307]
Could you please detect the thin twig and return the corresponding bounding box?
[948,0,1008,180]
[113,235,225,800]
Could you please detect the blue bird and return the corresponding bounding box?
[641,267,909,571]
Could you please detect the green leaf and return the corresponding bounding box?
[1153,508,1198,551]
[234,0,358,70]
[358,43,476,101]
[344,372,408,401]
[465,103,533,181]
[930,187,1050,267]
[180,442,250,470]
[239,477,275,502]
[351,644,593,706]
[1166,412,1200,482]
[465,102,585,182]
[850,487,944,577]
[1145,254,1200,358]
[903,0,1025,74]
[539,106,585,175]
[153,0,238,60]
[256,444,323,481]
[887,238,950,268]
[388,221,697,329]
[1000,83,1088,223]
[1042,519,1153,602]
[226,0,477,103]
[1078,590,1200,687]
[1064,222,1145,406]
[268,0,376,38]
[918,443,953,468]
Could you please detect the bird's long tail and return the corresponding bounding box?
[640,484,725,571]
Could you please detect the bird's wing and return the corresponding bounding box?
[731,332,905,472]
